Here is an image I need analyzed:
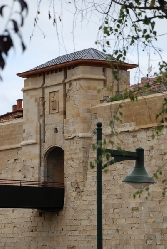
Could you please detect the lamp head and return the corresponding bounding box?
[122,166,156,189]
[122,147,155,189]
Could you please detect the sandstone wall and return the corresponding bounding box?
[92,92,167,131]
[90,93,167,248]
[0,126,164,249]
[1,65,164,249]
[0,119,23,179]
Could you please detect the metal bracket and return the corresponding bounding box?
[102,149,138,169]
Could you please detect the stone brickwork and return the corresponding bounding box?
[0,119,23,179]
[1,61,167,248]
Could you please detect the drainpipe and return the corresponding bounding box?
[41,73,45,143]
[39,73,45,182]
[62,69,67,133]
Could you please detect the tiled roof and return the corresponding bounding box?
[0,99,23,122]
[0,109,23,122]
[30,48,111,71]
[130,77,156,89]
[130,76,167,93]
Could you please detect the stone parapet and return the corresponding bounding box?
[92,92,167,132]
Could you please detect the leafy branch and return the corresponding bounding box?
[0,0,28,80]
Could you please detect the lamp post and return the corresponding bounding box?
[96,122,155,249]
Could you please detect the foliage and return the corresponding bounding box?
[152,96,167,138]
[109,90,137,102]
[0,0,28,80]
[133,168,167,203]
[1,1,167,80]
[96,1,167,63]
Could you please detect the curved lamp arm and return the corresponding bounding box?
[102,149,138,169]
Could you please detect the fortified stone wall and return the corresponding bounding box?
[0,119,23,179]
[1,127,167,249]
[90,93,167,249]
[92,92,167,132]
[1,65,167,248]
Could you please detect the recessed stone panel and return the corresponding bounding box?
[49,91,59,114]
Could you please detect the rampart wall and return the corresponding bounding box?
[0,65,167,248]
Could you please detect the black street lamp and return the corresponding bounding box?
[96,122,155,249]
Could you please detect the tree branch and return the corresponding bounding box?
[112,0,163,10]
[134,14,167,22]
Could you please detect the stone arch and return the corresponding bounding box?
[44,146,64,184]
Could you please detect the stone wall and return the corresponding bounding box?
[89,93,167,248]
[1,126,167,249]
[0,119,23,179]
[1,65,167,248]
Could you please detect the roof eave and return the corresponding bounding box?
[17,59,138,78]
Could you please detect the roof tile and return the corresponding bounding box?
[30,48,111,71]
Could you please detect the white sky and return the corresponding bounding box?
[0,0,167,115]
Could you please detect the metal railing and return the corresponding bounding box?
[0,179,64,188]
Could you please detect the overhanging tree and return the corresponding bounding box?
[1,1,167,80]
[0,0,28,80]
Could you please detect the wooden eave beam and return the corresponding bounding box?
[17,59,138,78]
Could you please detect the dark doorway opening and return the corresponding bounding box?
[45,147,64,185]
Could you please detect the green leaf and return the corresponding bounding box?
[90,162,95,169]
[151,21,155,30]
[152,134,155,139]
[143,16,150,25]
[145,34,150,40]
[143,29,147,35]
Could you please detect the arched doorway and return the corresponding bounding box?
[44,146,64,185]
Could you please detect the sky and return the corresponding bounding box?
[0,0,167,115]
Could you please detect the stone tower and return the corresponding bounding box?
[17,48,137,184]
